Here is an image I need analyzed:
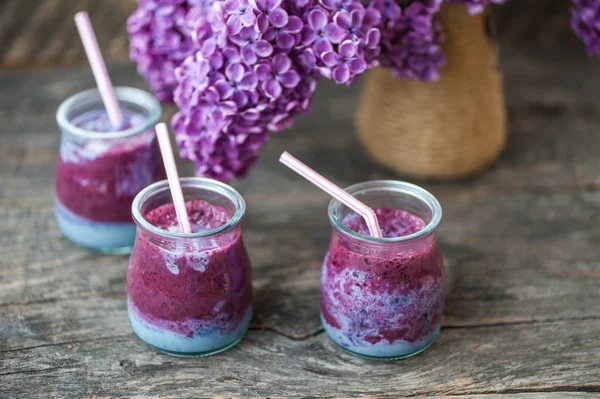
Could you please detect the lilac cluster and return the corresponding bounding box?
[373,0,445,81]
[169,0,315,180]
[445,0,506,15]
[307,0,382,84]
[127,0,209,102]
[168,0,387,180]
[572,0,600,56]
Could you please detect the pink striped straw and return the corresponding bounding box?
[279,151,383,238]
[74,11,124,129]
[155,123,192,234]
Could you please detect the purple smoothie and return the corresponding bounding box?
[127,199,253,354]
[55,110,165,223]
[321,208,445,358]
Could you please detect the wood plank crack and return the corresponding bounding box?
[0,334,131,354]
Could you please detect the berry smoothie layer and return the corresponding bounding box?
[55,110,164,223]
[321,208,445,358]
[127,200,253,354]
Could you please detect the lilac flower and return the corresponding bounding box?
[294,47,318,74]
[173,55,209,110]
[127,0,202,102]
[223,0,257,34]
[374,0,445,81]
[174,112,270,181]
[301,8,345,48]
[321,40,367,83]
[195,88,238,132]
[196,131,270,181]
[129,0,600,184]
[191,5,228,56]
[306,2,380,82]
[572,0,600,56]
[255,54,301,98]
[230,27,274,64]
[335,9,367,40]
[446,0,506,15]
[265,77,317,131]
[250,0,289,33]
[169,0,318,182]
[263,15,304,49]
[214,63,258,107]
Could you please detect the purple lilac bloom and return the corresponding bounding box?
[263,14,304,49]
[250,0,290,32]
[129,0,600,183]
[173,111,270,181]
[374,0,445,81]
[572,0,600,56]
[127,0,210,102]
[446,0,506,15]
[224,0,257,34]
[130,0,452,181]
[321,39,367,83]
[230,27,274,64]
[215,63,259,107]
[303,2,382,84]
[255,54,302,98]
[170,0,323,181]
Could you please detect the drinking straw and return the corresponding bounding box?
[279,151,383,238]
[155,123,192,234]
[74,11,124,129]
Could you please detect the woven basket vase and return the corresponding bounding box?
[356,5,506,179]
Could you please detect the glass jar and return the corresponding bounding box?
[321,181,445,359]
[54,87,164,254]
[128,178,253,357]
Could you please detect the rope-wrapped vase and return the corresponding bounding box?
[357,5,506,179]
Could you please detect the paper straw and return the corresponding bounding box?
[155,123,192,234]
[74,11,124,129]
[279,152,383,238]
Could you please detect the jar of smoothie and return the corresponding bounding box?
[321,181,445,359]
[128,178,253,357]
[54,87,164,254]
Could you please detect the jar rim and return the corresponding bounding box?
[328,180,442,243]
[56,87,162,140]
[132,177,246,239]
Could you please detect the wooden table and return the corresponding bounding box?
[1,3,600,398]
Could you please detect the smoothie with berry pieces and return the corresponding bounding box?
[55,108,164,252]
[127,199,253,356]
[321,207,445,358]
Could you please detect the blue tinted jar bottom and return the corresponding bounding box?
[128,304,252,357]
[55,199,135,254]
[321,313,440,360]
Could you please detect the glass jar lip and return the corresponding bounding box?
[132,177,246,239]
[56,87,162,140]
[328,180,442,244]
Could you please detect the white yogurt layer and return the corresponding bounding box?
[128,305,252,356]
[55,200,136,253]
[321,313,440,359]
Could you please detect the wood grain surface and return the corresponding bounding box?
[1,42,599,397]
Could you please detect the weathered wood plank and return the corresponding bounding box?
[1,184,599,347]
[1,48,600,341]
[1,321,599,398]
[1,47,599,396]
[0,0,136,68]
